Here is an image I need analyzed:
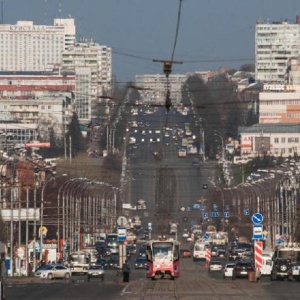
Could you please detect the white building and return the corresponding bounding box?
[135,74,187,104]
[0,19,75,71]
[239,123,300,158]
[62,40,112,124]
[255,16,300,84]
[259,85,300,124]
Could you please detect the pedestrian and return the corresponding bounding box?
[122,260,130,282]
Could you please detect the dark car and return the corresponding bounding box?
[95,258,108,270]
[107,256,120,269]
[271,258,293,281]
[134,257,147,269]
[232,261,254,279]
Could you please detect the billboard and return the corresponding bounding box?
[1,208,40,221]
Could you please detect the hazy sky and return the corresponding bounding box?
[3,0,300,82]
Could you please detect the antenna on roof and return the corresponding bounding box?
[1,0,4,24]
[58,0,62,18]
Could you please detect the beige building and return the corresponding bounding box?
[62,40,112,123]
[135,74,187,104]
[255,16,300,84]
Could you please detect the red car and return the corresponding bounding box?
[180,249,192,258]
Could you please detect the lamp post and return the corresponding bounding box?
[40,175,55,261]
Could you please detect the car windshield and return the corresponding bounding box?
[40,265,54,271]
[211,261,221,265]
[89,265,103,270]
[136,258,146,262]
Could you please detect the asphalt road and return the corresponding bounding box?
[7,255,300,300]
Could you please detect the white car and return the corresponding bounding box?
[223,263,236,278]
[35,264,71,280]
[209,261,223,272]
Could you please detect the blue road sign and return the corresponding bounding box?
[193,204,201,210]
[186,207,191,212]
[213,204,218,211]
[211,212,219,218]
[251,213,263,224]
[224,211,230,218]
[253,224,263,240]
[117,227,127,242]
[202,212,208,219]
[244,209,250,216]
[190,219,196,226]
[204,233,210,240]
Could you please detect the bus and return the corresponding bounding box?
[106,233,119,255]
[146,239,180,280]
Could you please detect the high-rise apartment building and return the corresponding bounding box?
[135,74,187,104]
[61,40,112,124]
[0,18,75,71]
[255,16,300,84]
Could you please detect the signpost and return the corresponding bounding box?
[252,213,264,278]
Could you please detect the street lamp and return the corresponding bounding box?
[40,175,55,261]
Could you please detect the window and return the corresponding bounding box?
[295,138,299,143]
[288,138,295,143]
[281,137,286,143]
[274,138,279,143]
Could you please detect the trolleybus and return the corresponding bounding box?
[146,238,180,280]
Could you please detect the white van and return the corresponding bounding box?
[193,242,206,261]
[261,251,274,275]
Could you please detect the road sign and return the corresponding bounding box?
[211,212,219,218]
[181,207,185,212]
[117,227,127,242]
[193,204,200,210]
[202,212,208,219]
[225,205,230,211]
[213,204,218,211]
[186,207,191,212]
[204,233,210,240]
[251,213,263,224]
[224,211,230,218]
[253,224,263,240]
[244,209,250,216]
[117,216,128,227]
[148,222,152,232]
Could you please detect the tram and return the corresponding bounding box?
[146,238,180,280]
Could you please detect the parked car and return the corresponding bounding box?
[134,257,147,269]
[223,263,236,279]
[35,264,71,280]
[87,265,104,281]
[232,261,254,279]
[209,261,223,272]
[180,249,192,258]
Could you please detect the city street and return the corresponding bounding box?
[6,256,300,300]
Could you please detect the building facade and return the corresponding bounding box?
[0,19,75,72]
[135,74,187,104]
[61,40,112,124]
[239,123,300,158]
[259,84,300,124]
[255,16,300,84]
[0,70,75,141]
